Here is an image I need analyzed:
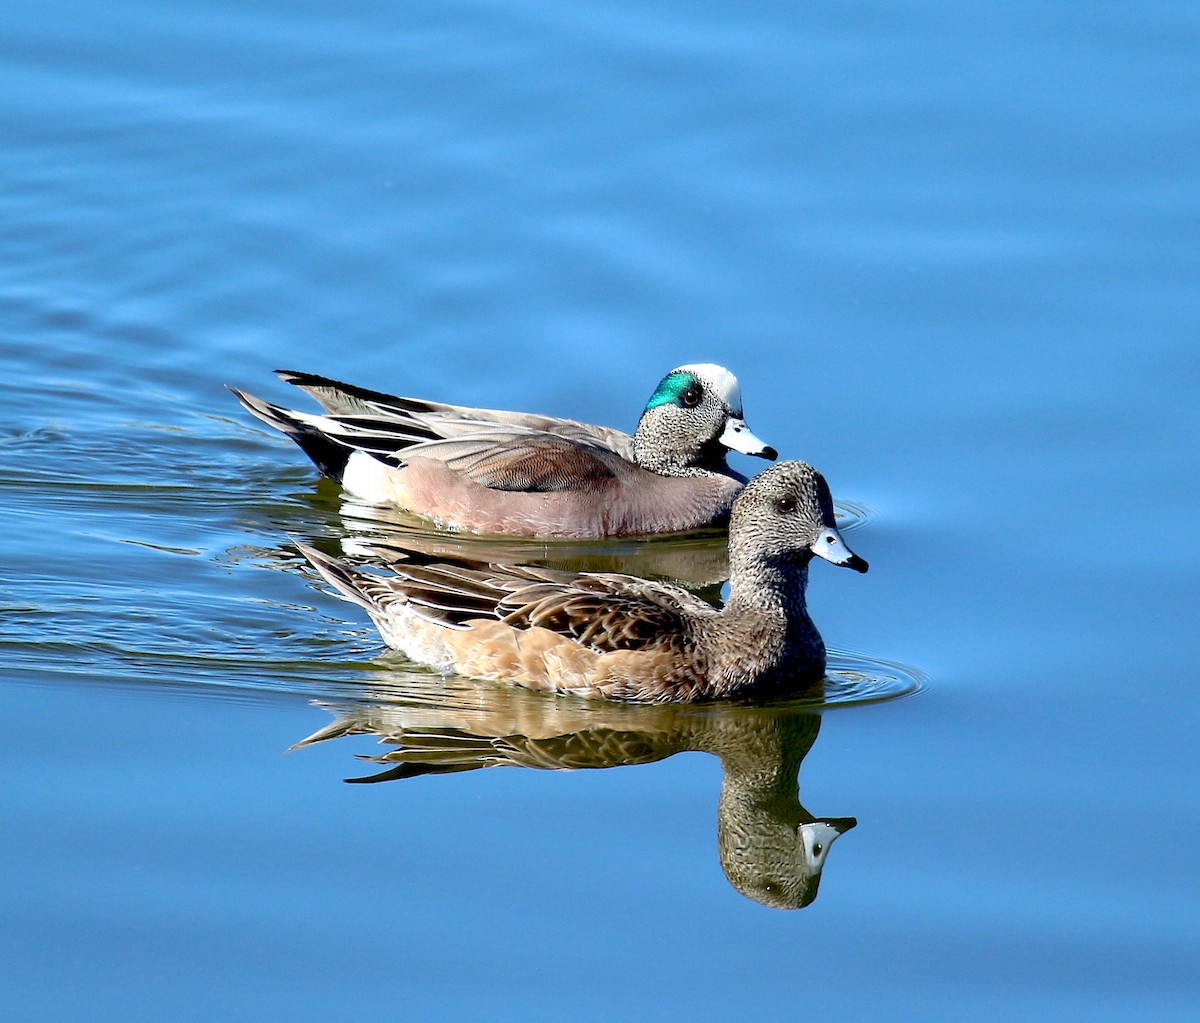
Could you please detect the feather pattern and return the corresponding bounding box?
[294,461,869,702]
[230,364,776,537]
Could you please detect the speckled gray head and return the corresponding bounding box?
[634,363,777,475]
[731,461,869,573]
[720,815,858,910]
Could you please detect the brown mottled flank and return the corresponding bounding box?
[296,461,869,703]
[228,363,777,538]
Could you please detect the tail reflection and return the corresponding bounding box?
[291,670,856,909]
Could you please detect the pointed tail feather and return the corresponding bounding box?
[276,369,438,419]
[294,541,388,615]
[276,369,396,416]
[227,385,353,480]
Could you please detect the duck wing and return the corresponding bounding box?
[232,386,633,493]
[319,420,631,492]
[386,431,629,492]
[298,544,715,655]
[497,571,717,654]
[276,369,636,459]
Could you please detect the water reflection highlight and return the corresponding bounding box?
[292,670,858,909]
[335,493,870,589]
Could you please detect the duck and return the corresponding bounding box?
[294,460,868,703]
[229,363,776,538]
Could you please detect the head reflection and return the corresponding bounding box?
[291,669,856,909]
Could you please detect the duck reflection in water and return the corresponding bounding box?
[336,499,736,593]
[291,672,856,910]
[321,484,867,594]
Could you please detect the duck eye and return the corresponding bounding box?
[679,384,703,408]
[774,496,796,514]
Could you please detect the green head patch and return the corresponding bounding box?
[645,370,702,412]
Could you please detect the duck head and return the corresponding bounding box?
[730,460,869,577]
[633,364,777,475]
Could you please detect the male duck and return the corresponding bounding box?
[296,461,868,703]
[230,364,776,538]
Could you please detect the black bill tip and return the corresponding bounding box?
[845,554,869,574]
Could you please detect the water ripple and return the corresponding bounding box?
[819,650,926,707]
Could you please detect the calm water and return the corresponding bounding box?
[3,1,1198,1019]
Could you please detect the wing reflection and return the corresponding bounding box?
[291,668,856,909]
[336,496,734,591]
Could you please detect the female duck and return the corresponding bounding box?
[296,461,868,703]
[230,364,775,538]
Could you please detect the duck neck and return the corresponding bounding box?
[702,554,825,695]
[728,551,812,626]
[632,418,729,477]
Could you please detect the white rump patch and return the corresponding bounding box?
[341,450,394,504]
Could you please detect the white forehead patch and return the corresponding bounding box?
[674,363,743,413]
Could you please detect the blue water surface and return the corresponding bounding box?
[2,1,1198,1020]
